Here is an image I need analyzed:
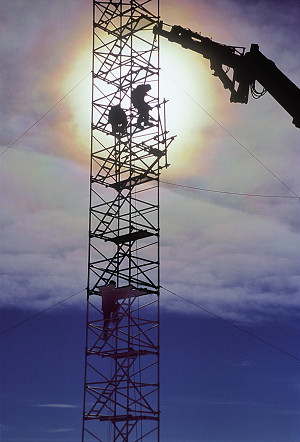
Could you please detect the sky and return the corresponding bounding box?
[1,0,300,441]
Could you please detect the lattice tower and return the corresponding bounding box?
[82,1,174,441]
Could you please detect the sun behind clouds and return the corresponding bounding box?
[159,38,218,176]
[58,19,220,175]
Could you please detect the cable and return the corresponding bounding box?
[163,72,300,200]
[161,180,298,200]
[0,65,298,361]
[0,288,86,336]
[0,71,92,158]
[161,286,300,363]
[2,69,298,200]
[2,284,299,364]
[251,82,267,99]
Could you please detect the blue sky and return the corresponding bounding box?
[1,0,300,441]
[1,308,299,441]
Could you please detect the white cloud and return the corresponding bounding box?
[0,148,88,308]
[48,428,75,433]
[1,0,299,327]
[160,189,300,322]
[35,404,79,409]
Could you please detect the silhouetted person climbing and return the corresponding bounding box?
[108,105,127,136]
[131,84,153,128]
[101,280,121,339]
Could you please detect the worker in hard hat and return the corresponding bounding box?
[108,104,127,136]
[101,280,121,339]
[131,84,153,128]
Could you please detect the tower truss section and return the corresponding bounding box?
[82,1,174,441]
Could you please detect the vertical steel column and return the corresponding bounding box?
[82,1,173,440]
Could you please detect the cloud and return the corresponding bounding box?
[1,0,91,164]
[35,404,79,409]
[272,410,300,416]
[0,149,88,308]
[232,360,253,368]
[160,189,300,322]
[1,0,299,327]
[48,428,75,433]
[163,396,266,407]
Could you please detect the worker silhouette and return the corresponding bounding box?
[101,280,121,339]
[131,84,153,128]
[108,104,127,136]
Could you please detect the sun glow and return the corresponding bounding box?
[160,40,214,130]
[61,31,216,172]
[160,39,216,176]
[60,43,92,159]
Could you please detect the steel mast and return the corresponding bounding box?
[82,1,173,440]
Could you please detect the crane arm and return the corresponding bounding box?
[154,23,248,102]
[153,23,300,128]
[244,44,300,128]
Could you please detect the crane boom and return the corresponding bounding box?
[153,23,300,128]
